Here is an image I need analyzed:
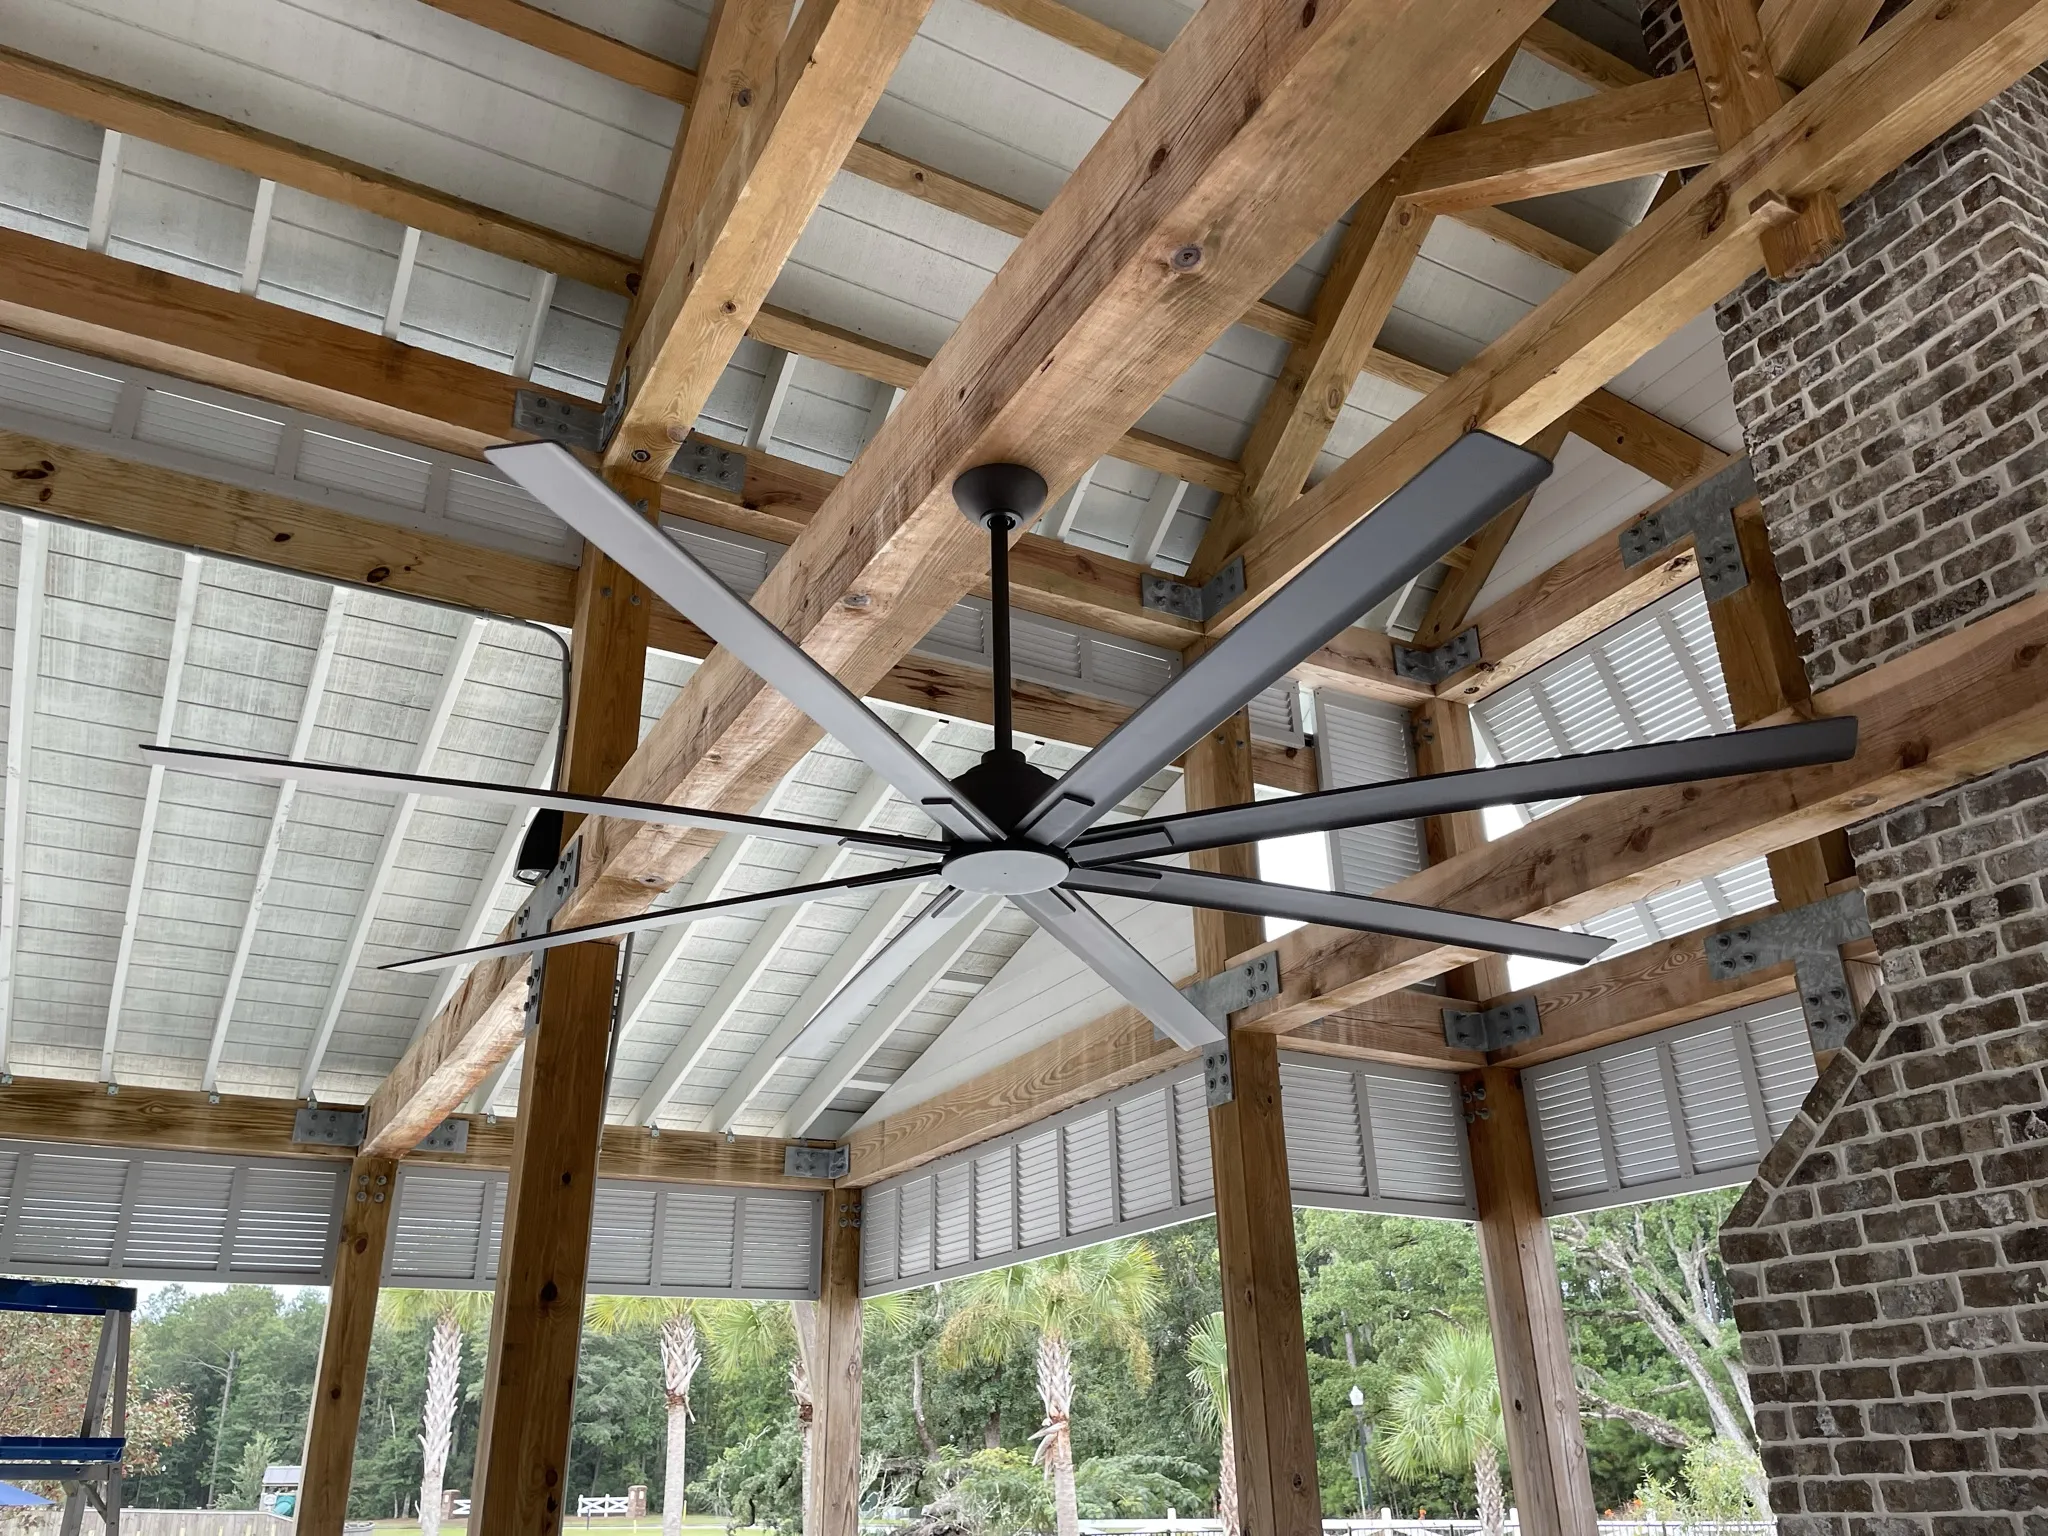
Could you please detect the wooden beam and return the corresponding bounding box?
[807,1197,865,1536]
[1211,1030,1322,1536]
[1564,390,1731,489]
[1464,1065,1599,1536]
[0,1075,827,1186]
[1224,0,2048,627]
[1411,418,1572,650]
[1411,697,1509,1002]
[1683,0,1846,275]
[379,0,1574,1160]
[297,1153,398,1536]
[1761,0,1889,87]
[971,0,1163,75]
[1190,48,1517,582]
[1184,710,1266,976]
[1520,16,1653,89]
[1402,71,1718,212]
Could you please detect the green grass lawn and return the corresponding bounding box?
[354,1517,757,1534]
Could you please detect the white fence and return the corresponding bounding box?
[577,1495,632,1517]
[0,1514,294,1536]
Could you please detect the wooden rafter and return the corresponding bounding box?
[1762,0,1890,87]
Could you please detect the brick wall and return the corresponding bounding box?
[1719,755,2048,1534]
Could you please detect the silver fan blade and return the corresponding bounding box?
[1066,864,1611,965]
[382,864,945,973]
[779,887,976,1061]
[487,441,1000,842]
[142,745,951,857]
[1069,718,1861,864]
[1009,887,1224,1047]
[1016,432,1551,847]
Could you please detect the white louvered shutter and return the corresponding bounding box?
[1280,1062,1369,1199]
[1525,998,1817,1213]
[1314,691,1423,895]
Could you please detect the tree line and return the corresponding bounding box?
[0,1195,1766,1531]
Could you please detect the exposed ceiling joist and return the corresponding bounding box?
[0,519,49,1074]
[364,0,1571,1158]
[1763,0,1891,87]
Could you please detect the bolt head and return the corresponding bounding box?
[1170,243,1204,271]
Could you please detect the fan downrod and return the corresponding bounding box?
[950,463,1053,830]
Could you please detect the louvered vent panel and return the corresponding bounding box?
[1016,1131,1062,1249]
[136,391,284,468]
[1672,1026,1762,1171]
[0,1149,17,1230]
[1013,616,1085,683]
[1364,1072,1471,1207]
[1315,691,1423,896]
[233,1168,339,1276]
[1115,1090,1174,1220]
[1092,642,1177,701]
[297,431,431,509]
[933,1163,973,1272]
[1062,1113,1114,1234]
[1529,1065,1609,1202]
[0,347,124,428]
[927,604,986,656]
[483,1179,508,1282]
[739,1194,819,1294]
[1247,682,1305,747]
[1173,1077,1212,1198]
[974,1149,1015,1260]
[859,1185,899,1291]
[1279,1063,1367,1197]
[388,1174,490,1281]
[1748,1003,1819,1137]
[13,1153,128,1268]
[447,470,561,543]
[897,1175,934,1279]
[665,1190,739,1292]
[588,1183,659,1288]
[1602,1049,1682,1187]
[125,1160,233,1272]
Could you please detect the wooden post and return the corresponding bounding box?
[1211,1029,1322,1536]
[468,482,654,1535]
[806,1193,864,1536]
[1462,1065,1598,1536]
[1183,709,1264,975]
[1409,697,1508,1002]
[297,1153,398,1536]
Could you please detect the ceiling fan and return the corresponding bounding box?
[147,432,1858,1051]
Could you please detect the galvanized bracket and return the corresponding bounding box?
[513,389,604,454]
[785,1144,850,1180]
[415,1117,470,1154]
[1618,457,1756,599]
[1705,890,1871,1050]
[1141,556,1244,623]
[1442,997,1540,1052]
[1183,952,1280,1028]
[518,841,581,1034]
[1202,1043,1235,1107]
[294,1107,367,1147]
[599,372,628,452]
[1394,627,1481,685]
[670,439,747,495]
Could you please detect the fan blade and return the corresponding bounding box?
[779,887,976,1061]
[1065,864,1611,965]
[1070,717,1861,864]
[487,441,1000,842]
[142,744,949,858]
[381,864,945,973]
[1017,432,1551,847]
[1009,887,1224,1047]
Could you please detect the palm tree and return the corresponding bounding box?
[700,1301,815,1519]
[1377,1328,1508,1536]
[585,1295,707,1536]
[1185,1312,1237,1536]
[938,1239,1163,1536]
[381,1289,493,1536]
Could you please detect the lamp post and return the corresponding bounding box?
[1347,1384,1373,1519]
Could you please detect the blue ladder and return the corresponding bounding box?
[0,1278,134,1536]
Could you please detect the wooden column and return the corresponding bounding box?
[1462,1065,1597,1536]
[468,483,654,1535]
[1211,1030,1321,1536]
[1183,709,1264,975]
[297,1153,398,1536]
[1409,697,1508,1002]
[806,1193,864,1536]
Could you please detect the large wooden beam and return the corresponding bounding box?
[0,1075,829,1186]
[297,1153,399,1536]
[807,1197,865,1536]
[1464,1065,1598,1536]
[1762,0,1890,87]
[1562,389,1730,489]
[1223,0,2048,623]
[1402,71,1717,211]
[1211,1030,1322,1536]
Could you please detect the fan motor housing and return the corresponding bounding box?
[952,462,1049,530]
[943,845,1070,895]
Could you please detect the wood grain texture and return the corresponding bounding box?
[973,0,1162,74]
[1761,0,1888,86]
[1228,0,2048,620]
[298,1154,400,1536]
[1403,71,1718,212]
[607,0,934,473]
[1564,390,1729,488]
[807,1199,865,1536]
[1184,710,1265,976]
[1211,1030,1322,1536]
[1463,1066,1599,1536]
[1520,16,1653,89]
[1411,697,1509,1002]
